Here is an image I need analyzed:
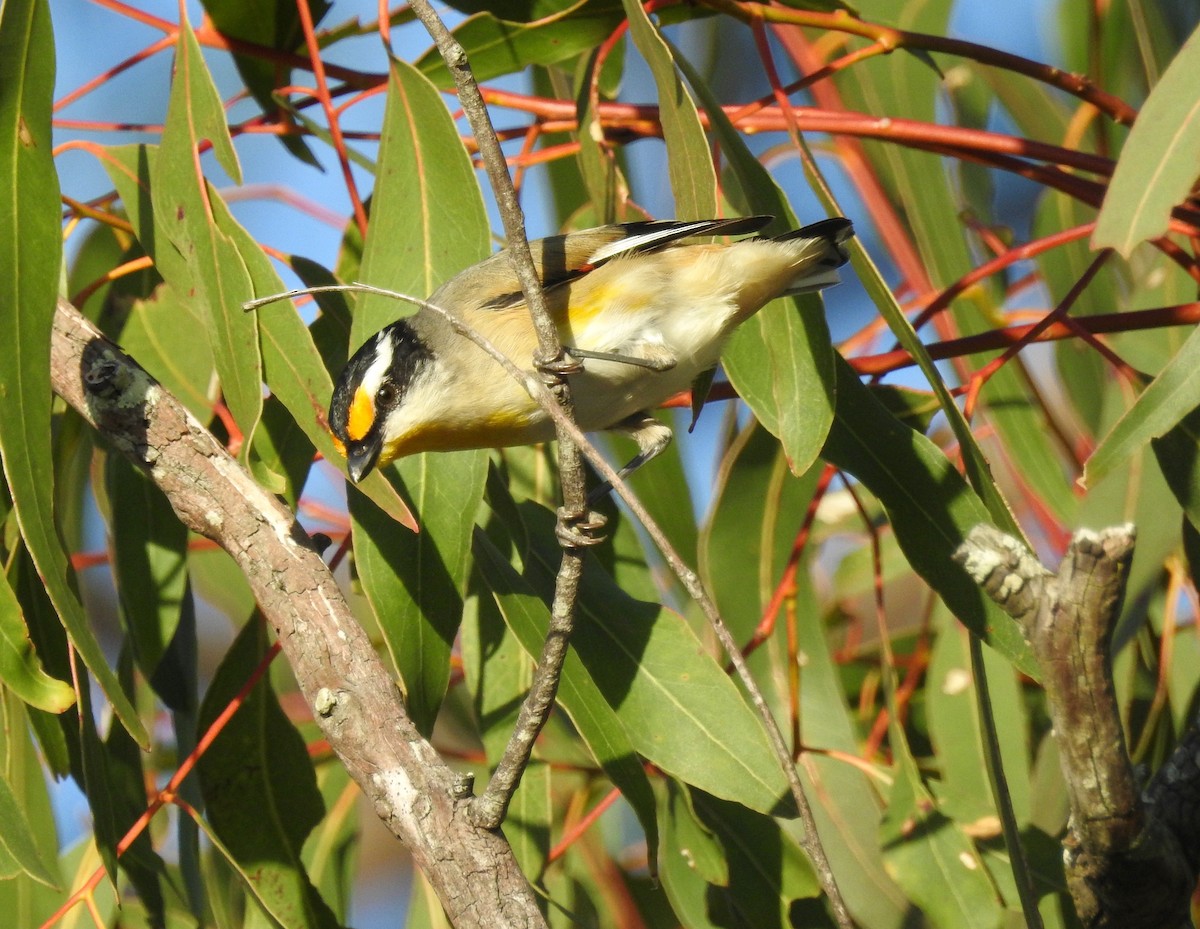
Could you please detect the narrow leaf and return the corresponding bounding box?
[352,56,490,337]
[104,144,416,527]
[0,0,145,744]
[502,502,791,814]
[199,0,330,166]
[823,357,1037,676]
[0,574,73,713]
[620,0,717,219]
[350,450,486,734]
[0,773,57,887]
[672,50,836,476]
[473,526,662,861]
[417,1,628,86]
[1085,324,1200,486]
[197,619,339,929]
[1093,23,1200,255]
[152,18,263,449]
[106,457,188,682]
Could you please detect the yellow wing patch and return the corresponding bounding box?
[346,386,375,442]
[560,276,653,333]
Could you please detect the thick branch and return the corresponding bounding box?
[955,524,1195,929]
[49,298,546,929]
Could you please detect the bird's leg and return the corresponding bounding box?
[586,412,674,505]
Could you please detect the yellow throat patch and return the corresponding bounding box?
[346,386,375,442]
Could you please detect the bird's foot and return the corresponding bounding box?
[555,507,608,548]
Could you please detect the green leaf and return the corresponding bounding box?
[197,618,339,929]
[199,0,330,167]
[118,285,217,422]
[472,524,661,863]
[569,49,631,224]
[106,457,188,684]
[926,608,1031,827]
[461,572,536,763]
[878,596,1004,928]
[1085,325,1200,486]
[0,772,57,887]
[659,778,820,929]
[618,410,700,566]
[662,779,728,887]
[339,56,491,730]
[11,551,72,779]
[0,573,73,713]
[789,567,911,929]
[700,422,824,641]
[504,761,552,884]
[0,691,62,923]
[102,654,168,924]
[620,0,717,219]
[350,449,486,735]
[822,356,1037,677]
[251,394,318,510]
[352,56,490,338]
[825,2,1039,539]
[500,501,792,814]
[104,143,415,527]
[1152,405,1200,530]
[303,760,358,924]
[0,0,145,745]
[442,0,589,20]
[672,50,836,476]
[152,18,262,452]
[880,753,1004,929]
[1093,23,1200,256]
[691,789,819,925]
[417,1,627,87]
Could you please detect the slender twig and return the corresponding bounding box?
[848,301,1200,376]
[697,0,1138,125]
[295,0,368,238]
[387,0,591,831]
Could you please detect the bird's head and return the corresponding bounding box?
[328,320,433,483]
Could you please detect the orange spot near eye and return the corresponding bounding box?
[329,434,347,458]
[346,386,374,442]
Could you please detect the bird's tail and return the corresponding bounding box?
[775,217,854,296]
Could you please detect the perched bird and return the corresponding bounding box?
[329,215,853,492]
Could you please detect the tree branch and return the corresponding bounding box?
[955,524,1198,929]
[49,297,546,929]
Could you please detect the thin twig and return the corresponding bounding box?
[379,0,591,830]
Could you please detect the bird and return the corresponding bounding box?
[328,214,853,496]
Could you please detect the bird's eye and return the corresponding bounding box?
[376,383,397,408]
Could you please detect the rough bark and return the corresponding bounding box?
[50,297,547,929]
[956,524,1197,929]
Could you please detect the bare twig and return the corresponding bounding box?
[49,297,547,929]
[403,0,591,830]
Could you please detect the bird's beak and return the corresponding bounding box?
[347,439,381,484]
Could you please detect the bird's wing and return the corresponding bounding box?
[430,216,774,314]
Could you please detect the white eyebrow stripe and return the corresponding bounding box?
[586,221,718,265]
[359,330,396,400]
